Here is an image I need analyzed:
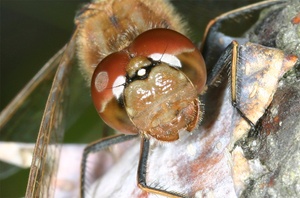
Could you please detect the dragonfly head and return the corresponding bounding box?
[91,29,206,141]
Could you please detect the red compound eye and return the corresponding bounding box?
[128,28,207,93]
[91,51,138,134]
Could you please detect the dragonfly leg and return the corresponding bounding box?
[206,41,255,133]
[137,135,188,198]
[80,134,138,198]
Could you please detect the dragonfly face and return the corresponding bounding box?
[91,28,206,141]
[1,0,297,197]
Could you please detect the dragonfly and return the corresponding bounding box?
[0,0,297,197]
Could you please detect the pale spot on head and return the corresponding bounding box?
[149,53,182,68]
[137,68,146,76]
[95,72,108,92]
[112,76,126,99]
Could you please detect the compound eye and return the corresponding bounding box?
[128,28,207,93]
[91,51,138,134]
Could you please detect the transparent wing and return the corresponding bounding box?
[0,6,107,198]
[0,46,65,138]
[22,25,109,196]
[0,43,65,185]
[24,29,77,197]
[1,28,107,197]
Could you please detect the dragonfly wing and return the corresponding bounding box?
[0,45,65,183]
[0,46,66,131]
[25,30,77,198]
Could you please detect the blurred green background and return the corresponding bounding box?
[0,0,261,197]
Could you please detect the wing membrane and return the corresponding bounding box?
[25,30,77,198]
[0,48,65,143]
[0,45,66,183]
